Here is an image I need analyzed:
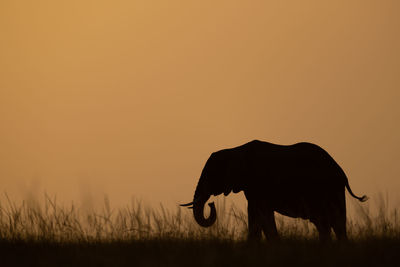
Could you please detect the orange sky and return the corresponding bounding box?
[1,1,399,209]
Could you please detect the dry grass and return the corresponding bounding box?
[0,193,399,242]
[0,194,247,242]
[0,193,399,267]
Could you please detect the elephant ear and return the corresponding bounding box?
[224,152,246,194]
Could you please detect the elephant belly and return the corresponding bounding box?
[275,207,309,219]
[273,198,319,220]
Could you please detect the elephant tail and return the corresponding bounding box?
[345,179,368,202]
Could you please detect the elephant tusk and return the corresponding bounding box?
[180,202,194,207]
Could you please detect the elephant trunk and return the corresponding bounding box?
[192,178,217,227]
[193,197,216,227]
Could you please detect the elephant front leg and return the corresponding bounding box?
[260,211,279,241]
[247,202,262,241]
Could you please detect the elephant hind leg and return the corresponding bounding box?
[332,195,348,241]
[313,220,332,243]
[332,219,347,241]
[331,209,348,241]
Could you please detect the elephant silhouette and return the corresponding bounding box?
[181,140,367,241]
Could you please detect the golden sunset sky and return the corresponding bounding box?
[1,1,399,208]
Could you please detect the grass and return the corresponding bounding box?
[0,193,399,266]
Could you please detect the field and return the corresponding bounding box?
[0,194,399,267]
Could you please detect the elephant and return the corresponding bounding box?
[181,140,368,241]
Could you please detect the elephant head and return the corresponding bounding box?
[181,150,245,227]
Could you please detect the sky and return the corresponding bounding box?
[0,1,399,209]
